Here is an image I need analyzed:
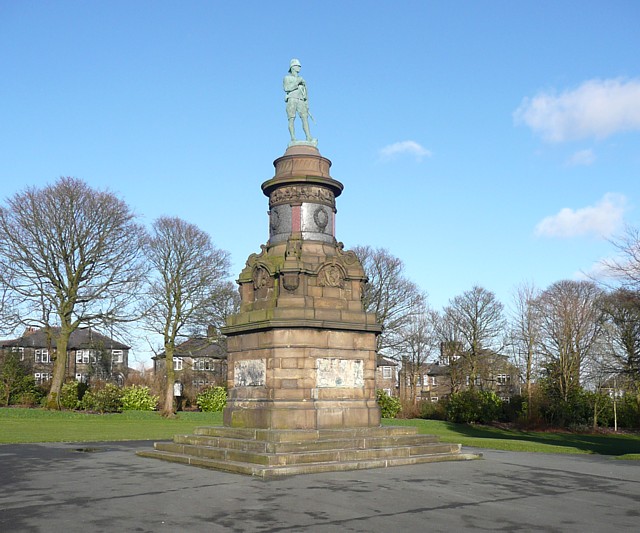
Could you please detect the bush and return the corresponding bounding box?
[121,385,158,411]
[60,381,81,410]
[420,399,447,420]
[196,386,227,412]
[376,389,401,419]
[446,390,503,424]
[81,383,123,413]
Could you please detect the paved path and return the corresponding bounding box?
[1,441,639,532]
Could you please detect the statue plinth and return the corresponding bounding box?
[221,145,382,429]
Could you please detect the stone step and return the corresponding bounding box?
[192,425,421,441]
[173,433,440,453]
[154,441,461,467]
[137,448,481,479]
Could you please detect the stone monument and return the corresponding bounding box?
[138,60,479,476]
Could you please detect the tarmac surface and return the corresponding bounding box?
[1,440,639,532]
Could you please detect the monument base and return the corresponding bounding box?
[137,425,481,478]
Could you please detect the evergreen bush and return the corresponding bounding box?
[81,383,123,413]
[121,385,158,411]
[60,381,81,410]
[446,390,502,424]
[376,389,401,418]
[196,386,227,412]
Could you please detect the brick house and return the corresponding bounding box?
[398,348,521,403]
[0,327,130,385]
[375,355,398,396]
[153,336,227,400]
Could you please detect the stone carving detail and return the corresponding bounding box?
[269,209,281,233]
[253,266,273,291]
[317,358,364,388]
[313,206,329,232]
[234,359,266,387]
[245,245,268,269]
[270,185,335,208]
[285,238,301,259]
[336,242,360,266]
[318,263,344,288]
[282,272,300,292]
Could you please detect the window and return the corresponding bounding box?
[173,357,183,371]
[35,349,50,363]
[111,350,124,363]
[75,373,89,383]
[195,359,213,371]
[382,366,392,379]
[496,374,510,384]
[423,375,430,387]
[34,372,52,384]
[431,396,438,402]
[11,347,25,360]
[383,388,392,396]
[76,350,90,364]
[431,376,437,386]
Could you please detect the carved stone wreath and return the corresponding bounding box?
[269,209,281,233]
[313,206,329,232]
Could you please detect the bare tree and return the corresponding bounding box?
[601,225,640,289]
[398,306,438,404]
[352,245,425,356]
[144,216,232,417]
[438,286,507,389]
[0,177,145,408]
[599,288,640,397]
[534,280,604,402]
[508,282,541,412]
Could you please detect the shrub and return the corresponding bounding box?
[196,386,227,412]
[15,390,42,407]
[446,390,502,424]
[121,385,158,411]
[60,381,81,410]
[420,399,447,420]
[376,389,401,419]
[81,383,123,413]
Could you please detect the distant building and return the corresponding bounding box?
[153,335,227,399]
[375,355,398,396]
[0,327,130,385]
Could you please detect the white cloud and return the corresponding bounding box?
[534,193,627,238]
[566,149,596,166]
[514,78,640,142]
[379,140,432,161]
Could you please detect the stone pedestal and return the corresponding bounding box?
[138,144,480,476]
[221,145,382,429]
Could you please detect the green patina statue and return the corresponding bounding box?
[283,58,317,146]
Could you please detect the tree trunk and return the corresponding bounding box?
[162,344,176,418]
[46,327,71,410]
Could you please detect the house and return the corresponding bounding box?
[399,361,451,402]
[397,345,521,403]
[0,326,130,385]
[375,355,398,396]
[153,336,227,399]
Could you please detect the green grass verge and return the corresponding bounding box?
[2,408,639,459]
[0,408,223,444]
[382,418,640,457]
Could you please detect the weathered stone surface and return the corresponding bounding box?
[137,426,481,478]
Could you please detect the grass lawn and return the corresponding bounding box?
[2,408,640,459]
[383,418,640,458]
[0,408,223,444]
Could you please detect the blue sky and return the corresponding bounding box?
[2,1,639,364]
